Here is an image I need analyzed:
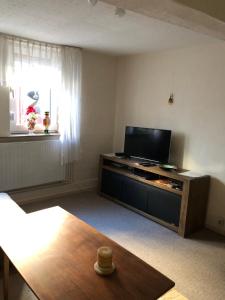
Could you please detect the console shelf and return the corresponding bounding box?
[103,165,182,196]
[98,154,210,237]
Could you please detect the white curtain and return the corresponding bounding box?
[0,34,81,165]
[0,35,10,86]
[0,35,61,88]
[59,46,82,163]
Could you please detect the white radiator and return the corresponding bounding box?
[0,140,65,191]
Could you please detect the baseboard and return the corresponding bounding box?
[10,178,98,205]
[205,224,225,237]
[205,212,225,237]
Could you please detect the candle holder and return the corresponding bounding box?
[94,246,115,276]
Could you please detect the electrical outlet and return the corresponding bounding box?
[218,218,225,226]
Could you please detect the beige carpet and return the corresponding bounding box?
[1,191,224,299]
[160,289,188,300]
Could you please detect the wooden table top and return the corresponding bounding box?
[0,206,174,300]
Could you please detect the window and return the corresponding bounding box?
[0,35,81,164]
[10,60,61,133]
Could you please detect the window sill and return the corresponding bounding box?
[0,133,60,143]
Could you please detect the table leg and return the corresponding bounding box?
[3,253,9,300]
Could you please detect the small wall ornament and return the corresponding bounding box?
[168,93,174,104]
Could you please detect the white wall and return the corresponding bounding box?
[4,42,225,235]
[74,50,116,181]
[114,42,225,235]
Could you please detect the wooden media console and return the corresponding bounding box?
[99,154,210,237]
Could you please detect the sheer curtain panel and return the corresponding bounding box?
[60,46,82,164]
[0,35,10,86]
[0,35,61,88]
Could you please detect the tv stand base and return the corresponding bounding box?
[99,154,210,237]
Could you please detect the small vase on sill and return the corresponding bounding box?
[27,111,37,134]
[27,120,36,134]
[43,111,51,134]
[28,129,34,135]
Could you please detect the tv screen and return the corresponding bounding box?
[124,126,171,163]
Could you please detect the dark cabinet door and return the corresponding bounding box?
[122,177,148,212]
[147,187,181,226]
[101,169,181,227]
[101,169,124,200]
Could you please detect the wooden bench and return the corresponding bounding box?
[0,193,25,219]
[0,193,26,250]
[0,193,26,300]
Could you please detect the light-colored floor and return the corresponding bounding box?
[1,191,225,300]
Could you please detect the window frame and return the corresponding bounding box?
[9,55,61,134]
[10,87,59,134]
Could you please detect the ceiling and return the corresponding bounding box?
[0,0,218,55]
[102,0,225,41]
[175,0,225,23]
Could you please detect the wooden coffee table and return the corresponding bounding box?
[1,206,174,299]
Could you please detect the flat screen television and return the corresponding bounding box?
[124,126,171,163]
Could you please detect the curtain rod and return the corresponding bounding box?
[0,32,82,50]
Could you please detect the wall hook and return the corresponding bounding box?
[168,93,174,104]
